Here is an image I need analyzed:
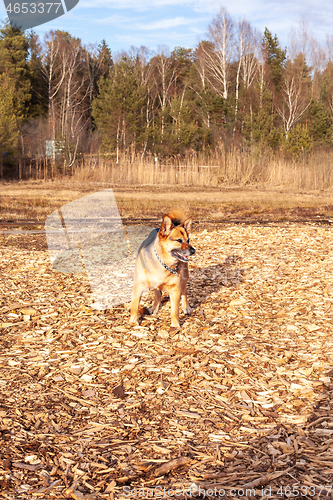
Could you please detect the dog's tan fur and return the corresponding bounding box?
[129,210,195,328]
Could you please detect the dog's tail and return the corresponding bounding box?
[167,209,186,226]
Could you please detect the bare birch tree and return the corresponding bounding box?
[40,31,67,148]
[288,19,311,62]
[234,20,246,128]
[235,19,257,127]
[59,38,90,166]
[201,6,234,100]
[83,43,109,110]
[241,23,260,90]
[40,32,91,165]
[257,41,268,109]
[277,56,311,138]
[232,20,261,134]
[190,42,214,130]
[194,42,208,90]
[153,46,177,137]
[289,19,324,98]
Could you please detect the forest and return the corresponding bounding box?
[1,8,333,178]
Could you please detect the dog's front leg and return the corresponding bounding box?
[181,288,192,315]
[129,283,144,325]
[148,289,162,315]
[169,288,181,328]
[180,264,191,314]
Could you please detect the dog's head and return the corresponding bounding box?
[159,214,196,263]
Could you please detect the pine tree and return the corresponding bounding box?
[0,21,31,118]
[92,56,146,160]
[0,73,20,167]
[308,68,333,145]
[263,28,286,93]
[26,31,47,118]
[97,40,113,76]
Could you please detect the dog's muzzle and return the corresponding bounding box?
[172,246,196,262]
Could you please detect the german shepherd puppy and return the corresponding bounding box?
[129,210,196,328]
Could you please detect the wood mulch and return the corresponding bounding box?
[1,223,333,499]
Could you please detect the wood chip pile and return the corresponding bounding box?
[1,223,333,499]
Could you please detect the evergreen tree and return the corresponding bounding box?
[283,124,313,155]
[263,28,286,93]
[0,73,20,159]
[308,68,333,145]
[244,106,281,149]
[26,31,47,118]
[307,99,332,145]
[86,40,114,125]
[0,21,31,118]
[171,46,193,86]
[97,40,113,78]
[92,56,146,158]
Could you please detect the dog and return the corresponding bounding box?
[129,210,196,329]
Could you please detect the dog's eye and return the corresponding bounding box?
[177,239,183,243]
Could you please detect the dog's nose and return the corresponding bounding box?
[190,246,196,255]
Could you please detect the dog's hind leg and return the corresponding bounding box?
[148,289,162,315]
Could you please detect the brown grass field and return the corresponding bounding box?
[1,179,333,222]
[1,179,333,499]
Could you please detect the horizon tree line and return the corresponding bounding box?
[1,9,333,175]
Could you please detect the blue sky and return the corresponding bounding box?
[1,0,333,56]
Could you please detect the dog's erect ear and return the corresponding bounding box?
[183,217,192,234]
[160,215,173,236]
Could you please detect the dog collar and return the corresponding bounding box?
[154,245,179,276]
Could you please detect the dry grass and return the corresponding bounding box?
[1,179,333,223]
[62,148,333,191]
[10,146,333,191]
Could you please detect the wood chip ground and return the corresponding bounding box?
[1,223,333,499]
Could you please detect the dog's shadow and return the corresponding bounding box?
[140,254,245,321]
[187,254,245,307]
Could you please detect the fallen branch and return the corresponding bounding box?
[149,457,191,478]
[241,469,290,489]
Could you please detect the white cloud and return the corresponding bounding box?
[136,16,194,30]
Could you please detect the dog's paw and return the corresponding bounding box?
[170,319,181,329]
[129,317,138,326]
[183,305,192,315]
[148,306,160,315]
